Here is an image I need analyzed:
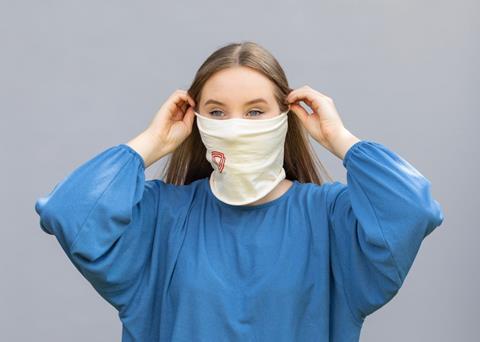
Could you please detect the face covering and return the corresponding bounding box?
[194,109,289,206]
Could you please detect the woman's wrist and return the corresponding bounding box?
[126,130,170,168]
[326,128,362,161]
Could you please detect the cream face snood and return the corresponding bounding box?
[194,110,289,206]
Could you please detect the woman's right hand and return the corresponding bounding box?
[127,89,196,168]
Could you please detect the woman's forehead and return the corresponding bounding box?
[200,67,277,106]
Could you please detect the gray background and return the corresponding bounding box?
[1,0,477,341]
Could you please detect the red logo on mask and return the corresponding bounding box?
[211,151,225,173]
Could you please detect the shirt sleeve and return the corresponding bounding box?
[34,143,162,312]
[326,140,445,324]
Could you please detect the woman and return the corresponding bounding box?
[35,41,444,341]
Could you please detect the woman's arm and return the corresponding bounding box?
[326,140,444,324]
[286,86,444,323]
[34,89,198,312]
[34,143,162,312]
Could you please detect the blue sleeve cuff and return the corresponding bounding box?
[342,140,368,168]
[117,144,146,170]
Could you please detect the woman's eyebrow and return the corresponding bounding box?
[244,98,268,105]
[204,98,269,106]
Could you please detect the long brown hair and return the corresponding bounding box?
[157,41,333,185]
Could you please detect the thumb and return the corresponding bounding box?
[182,105,195,130]
[289,103,309,124]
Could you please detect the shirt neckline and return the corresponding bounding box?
[203,176,298,210]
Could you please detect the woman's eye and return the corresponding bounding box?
[248,110,264,117]
[209,110,224,117]
[208,110,264,117]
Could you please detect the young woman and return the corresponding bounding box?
[35,41,444,341]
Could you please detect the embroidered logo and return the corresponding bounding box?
[211,151,225,173]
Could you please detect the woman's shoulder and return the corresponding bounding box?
[148,176,207,207]
[150,176,206,190]
[295,179,345,195]
[292,179,348,212]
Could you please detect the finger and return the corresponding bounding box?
[167,92,192,117]
[287,88,315,106]
[289,103,310,124]
[174,89,196,108]
[182,105,195,130]
[186,93,196,108]
[179,101,188,113]
[178,92,196,112]
[287,89,322,113]
[179,96,196,115]
[287,86,329,100]
[287,86,331,103]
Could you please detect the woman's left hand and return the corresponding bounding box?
[286,85,361,160]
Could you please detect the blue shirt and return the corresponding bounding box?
[34,140,444,341]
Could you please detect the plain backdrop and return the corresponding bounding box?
[1,0,478,341]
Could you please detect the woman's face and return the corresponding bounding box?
[197,66,282,120]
